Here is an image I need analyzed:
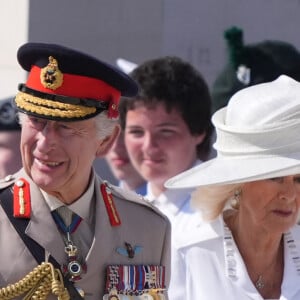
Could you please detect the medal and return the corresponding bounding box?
[107,288,120,300]
[52,209,87,281]
[148,290,165,300]
[63,239,87,281]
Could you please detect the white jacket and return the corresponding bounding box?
[170,213,300,300]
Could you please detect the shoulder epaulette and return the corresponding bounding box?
[0,174,16,190]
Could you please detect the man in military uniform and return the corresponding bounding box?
[0,43,170,299]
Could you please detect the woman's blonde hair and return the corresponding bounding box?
[191,183,242,221]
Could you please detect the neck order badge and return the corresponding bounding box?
[51,209,87,282]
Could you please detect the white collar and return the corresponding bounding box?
[145,159,203,217]
[42,171,96,221]
[174,213,222,248]
[146,184,194,217]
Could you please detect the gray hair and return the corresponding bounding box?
[191,183,242,221]
[94,112,118,140]
[18,111,118,141]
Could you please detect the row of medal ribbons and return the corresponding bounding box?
[104,265,166,300]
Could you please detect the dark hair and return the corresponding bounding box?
[119,56,213,161]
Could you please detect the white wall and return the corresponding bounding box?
[0,1,29,99]
[3,0,300,182]
[27,0,163,67]
[163,0,300,86]
[3,1,300,94]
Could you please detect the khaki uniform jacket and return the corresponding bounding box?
[0,169,171,299]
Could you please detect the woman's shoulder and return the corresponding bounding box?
[173,213,224,250]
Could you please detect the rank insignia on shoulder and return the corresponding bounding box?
[13,178,31,218]
[116,242,142,259]
[100,182,121,226]
[104,265,166,300]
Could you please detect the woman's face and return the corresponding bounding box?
[240,175,300,234]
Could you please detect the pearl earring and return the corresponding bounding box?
[230,189,242,209]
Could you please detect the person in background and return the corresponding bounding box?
[0,97,22,179]
[211,26,300,113]
[105,127,146,195]
[105,59,146,195]
[119,56,213,299]
[0,42,170,300]
[93,57,140,188]
[165,75,300,300]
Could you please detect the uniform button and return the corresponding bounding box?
[4,175,13,182]
[16,180,24,187]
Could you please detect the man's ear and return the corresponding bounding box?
[195,132,206,145]
[96,125,120,157]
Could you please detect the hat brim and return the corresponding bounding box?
[165,153,300,189]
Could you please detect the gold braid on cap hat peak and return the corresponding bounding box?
[15,91,97,119]
[0,262,70,300]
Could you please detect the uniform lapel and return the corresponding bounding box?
[85,177,116,264]
[20,171,66,264]
[80,177,119,295]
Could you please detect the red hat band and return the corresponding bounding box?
[16,56,121,120]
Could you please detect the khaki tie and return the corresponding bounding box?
[56,205,73,227]
[54,206,92,260]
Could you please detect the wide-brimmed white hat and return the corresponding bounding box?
[165,75,300,188]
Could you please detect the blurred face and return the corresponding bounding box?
[240,176,300,234]
[0,131,22,178]
[20,115,108,203]
[106,131,145,187]
[124,103,204,194]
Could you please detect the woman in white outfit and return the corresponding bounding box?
[165,75,300,300]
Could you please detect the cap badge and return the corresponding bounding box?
[40,56,63,90]
[236,64,251,85]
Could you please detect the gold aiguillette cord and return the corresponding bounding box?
[0,262,70,300]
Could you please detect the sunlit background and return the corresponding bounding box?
[2,0,300,182]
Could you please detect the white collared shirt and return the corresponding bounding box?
[42,171,96,259]
[171,212,300,300]
[146,185,194,223]
[144,160,204,300]
[144,159,202,224]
